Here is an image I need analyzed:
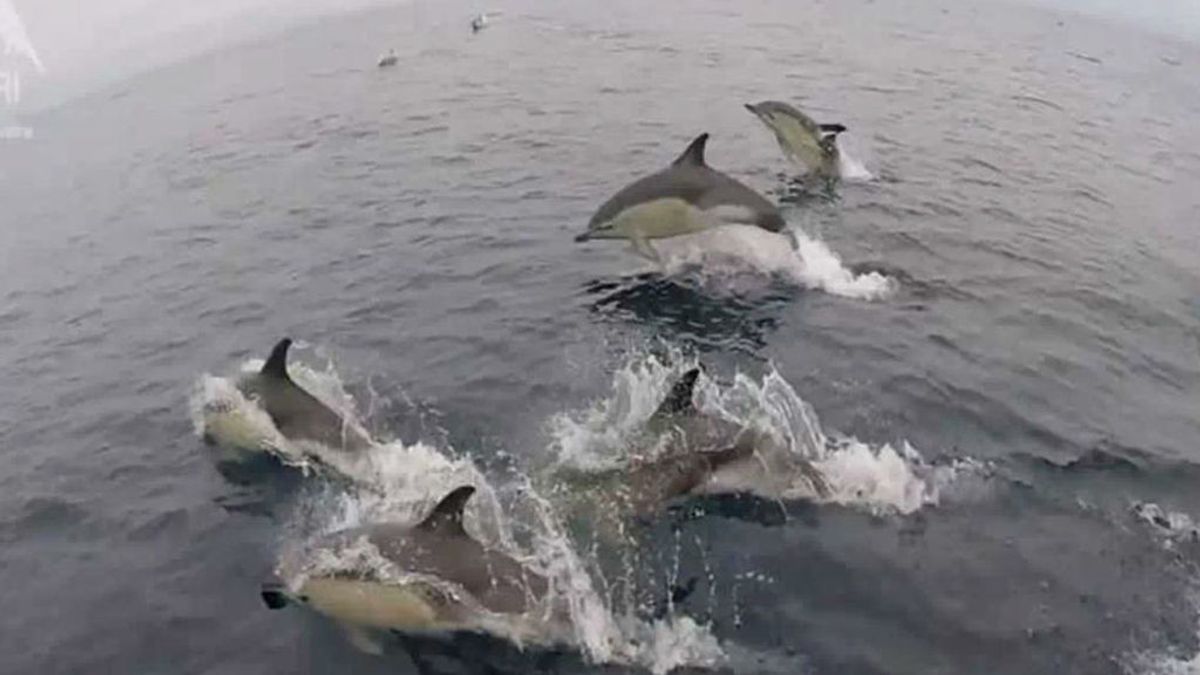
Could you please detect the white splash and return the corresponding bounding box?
[1122,583,1200,675]
[655,224,894,301]
[836,136,875,182]
[1131,502,1200,550]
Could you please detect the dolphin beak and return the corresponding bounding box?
[743,103,758,115]
[261,581,290,610]
[574,231,591,243]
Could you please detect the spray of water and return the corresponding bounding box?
[546,348,965,515]
[655,223,894,301]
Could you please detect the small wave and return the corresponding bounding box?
[655,224,895,301]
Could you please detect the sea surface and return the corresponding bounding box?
[1,0,1199,673]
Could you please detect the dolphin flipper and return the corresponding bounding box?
[341,622,384,655]
[818,123,847,135]
[629,233,661,263]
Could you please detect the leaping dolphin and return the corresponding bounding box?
[261,486,552,652]
[745,101,846,181]
[237,338,374,452]
[574,133,787,262]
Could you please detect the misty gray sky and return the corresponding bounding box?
[7,0,1199,109]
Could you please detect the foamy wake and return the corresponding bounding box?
[548,349,973,515]
[192,351,726,673]
[655,223,894,301]
[1122,586,1200,675]
[1122,504,1200,675]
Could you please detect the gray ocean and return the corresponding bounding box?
[2,0,1199,673]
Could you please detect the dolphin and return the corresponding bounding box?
[261,486,552,652]
[744,101,846,180]
[556,368,829,530]
[236,338,374,452]
[574,133,787,262]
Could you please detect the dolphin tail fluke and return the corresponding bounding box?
[419,486,475,535]
[262,338,293,380]
[818,123,847,135]
[672,133,710,167]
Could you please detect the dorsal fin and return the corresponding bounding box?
[652,368,701,420]
[262,338,293,380]
[418,486,475,536]
[671,133,709,167]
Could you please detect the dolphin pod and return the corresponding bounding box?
[575,133,786,261]
[230,94,852,659]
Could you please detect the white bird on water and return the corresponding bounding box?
[377,49,398,68]
[470,13,489,33]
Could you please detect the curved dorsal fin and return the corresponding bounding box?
[671,133,709,167]
[652,368,701,420]
[418,486,475,536]
[262,338,293,380]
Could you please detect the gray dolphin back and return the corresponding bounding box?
[246,338,371,451]
[584,133,786,236]
[367,486,548,615]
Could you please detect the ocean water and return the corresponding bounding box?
[1,0,1199,673]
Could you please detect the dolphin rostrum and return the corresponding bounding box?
[261,486,552,652]
[575,133,787,262]
[237,338,374,452]
[745,101,846,181]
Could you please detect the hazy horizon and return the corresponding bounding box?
[4,0,1199,113]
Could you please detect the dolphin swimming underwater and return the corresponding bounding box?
[261,486,553,652]
[575,133,787,262]
[744,101,846,181]
[556,368,829,528]
[235,338,374,452]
